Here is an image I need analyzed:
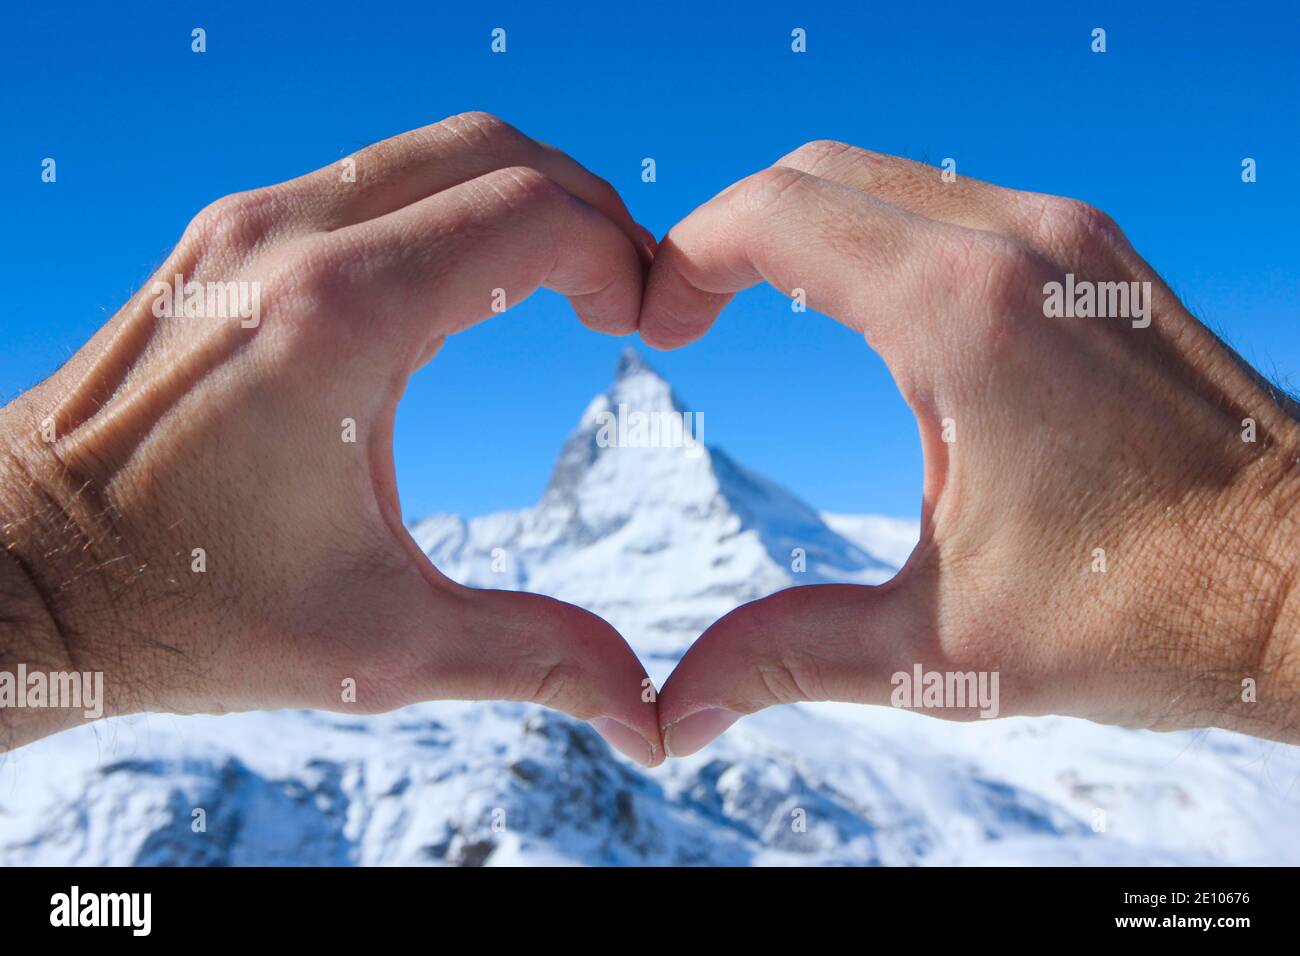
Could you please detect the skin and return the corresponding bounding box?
[1,116,1297,764]
[0,113,663,764]
[642,140,1300,755]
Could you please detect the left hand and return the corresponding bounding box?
[638,140,1300,755]
[0,112,664,764]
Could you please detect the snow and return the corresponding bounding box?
[2,349,1298,866]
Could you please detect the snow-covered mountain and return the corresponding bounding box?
[411,349,894,664]
[2,351,1298,866]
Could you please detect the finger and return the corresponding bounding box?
[636,165,1048,373]
[455,588,663,767]
[282,112,651,256]
[361,562,663,767]
[639,166,925,350]
[312,165,644,366]
[775,140,1130,272]
[656,583,938,757]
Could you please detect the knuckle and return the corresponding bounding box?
[528,661,588,717]
[253,236,388,361]
[352,112,521,180]
[753,652,822,707]
[949,234,1043,314]
[260,236,350,316]
[1035,196,1123,253]
[484,165,566,211]
[182,190,276,257]
[780,138,857,171]
[438,110,517,150]
[733,165,808,215]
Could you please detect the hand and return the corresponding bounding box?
[0,113,663,765]
[640,140,1300,754]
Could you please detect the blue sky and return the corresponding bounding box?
[3,1,1297,520]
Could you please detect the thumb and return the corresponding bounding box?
[415,584,664,767]
[656,583,936,757]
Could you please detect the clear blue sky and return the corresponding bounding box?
[3,1,1297,521]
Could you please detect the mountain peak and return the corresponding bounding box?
[614,347,656,381]
[594,348,684,420]
[546,348,693,503]
[529,354,896,587]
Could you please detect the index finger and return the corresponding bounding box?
[273,112,656,263]
[637,166,1046,376]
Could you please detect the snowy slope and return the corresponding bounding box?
[2,350,1298,866]
[821,512,921,570]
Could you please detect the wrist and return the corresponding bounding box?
[0,393,123,749]
[1254,464,1300,729]
[1216,412,1300,740]
[1125,381,1300,743]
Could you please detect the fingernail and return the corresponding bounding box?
[634,225,658,264]
[664,707,740,757]
[590,717,656,767]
